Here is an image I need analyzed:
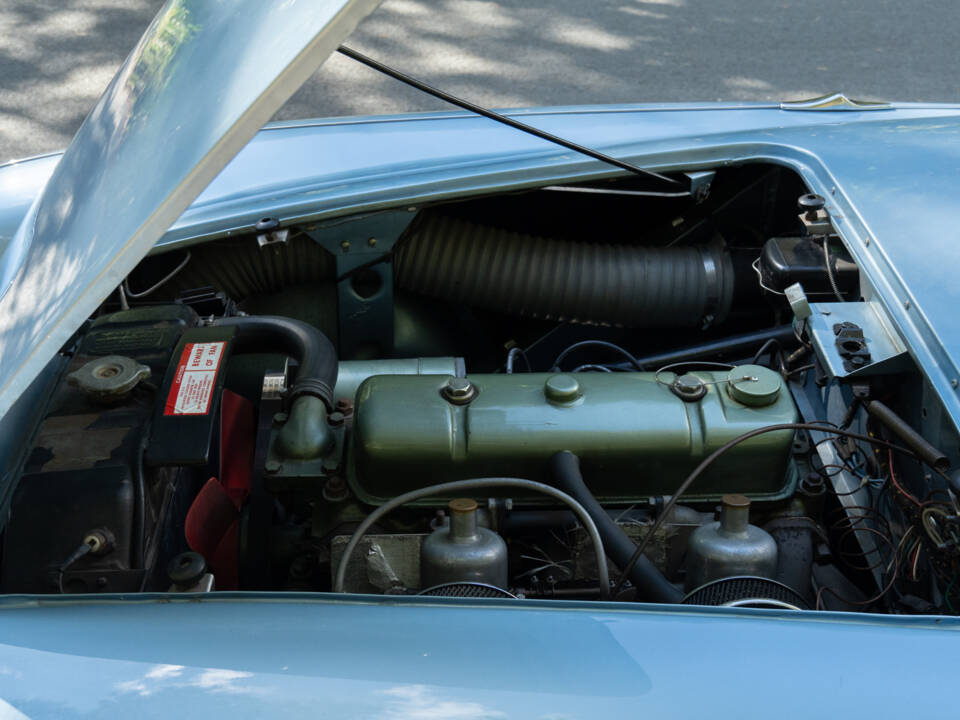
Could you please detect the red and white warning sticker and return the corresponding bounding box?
[164,341,226,416]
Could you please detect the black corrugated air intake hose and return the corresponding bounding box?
[394,214,735,327]
[212,315,338,408]
[550,451,683,603]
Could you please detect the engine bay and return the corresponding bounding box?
[5,164,959,614]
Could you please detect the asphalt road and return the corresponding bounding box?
[2,0,959,161]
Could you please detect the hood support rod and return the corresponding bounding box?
[338,45,689,193]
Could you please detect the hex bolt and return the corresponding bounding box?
[440,377,477,405]
[265,459,282,474]
[335,398,354,415]
[322,475,349,502]
[273,412,288,425]
[328,411,345,427]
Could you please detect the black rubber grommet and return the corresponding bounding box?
[167,551,207,586]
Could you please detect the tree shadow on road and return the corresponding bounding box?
[2,0,958,159]
[0,0,164,159]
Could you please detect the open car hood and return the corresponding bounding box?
[0,0,379,418]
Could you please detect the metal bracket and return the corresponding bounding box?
[805,301,910,379]
[686,170,715,203]
[833,321,872,372]
[303,210,416,359]
[798,210,833,237]
[255,217,290,247]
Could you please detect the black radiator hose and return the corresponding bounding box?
[865,400,950,474]
[395,214,735,327]
[212,315,338,410]
[549,452,683,603]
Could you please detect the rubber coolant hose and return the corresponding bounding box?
[550,451,683,603]
[212,315,338,410]
[394,214,734,328]
[865,400,950,474]
[334,478,609,599]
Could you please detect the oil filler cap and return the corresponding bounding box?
[726,364,781,407]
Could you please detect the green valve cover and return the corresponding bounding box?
[349,367,798,505]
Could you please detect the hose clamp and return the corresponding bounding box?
[699,247,720,327]
[290,379,335,411]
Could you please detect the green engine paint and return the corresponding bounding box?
[349,367,799,505]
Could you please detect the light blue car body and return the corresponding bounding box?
[2,100,960,720]
[5,102,960,432]
[3,1,960,716]
[0,593,957,719]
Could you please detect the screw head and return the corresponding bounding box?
[255,217,279,232]
[340,240,351,251]
[367,237,377,247]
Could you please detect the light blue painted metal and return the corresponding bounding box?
[3,105,960,429]
[0,0,381,421]
[0,153,59,259]
[153,105,960,436]
[0,593,955,719]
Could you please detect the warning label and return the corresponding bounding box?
[163,341,225,416]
